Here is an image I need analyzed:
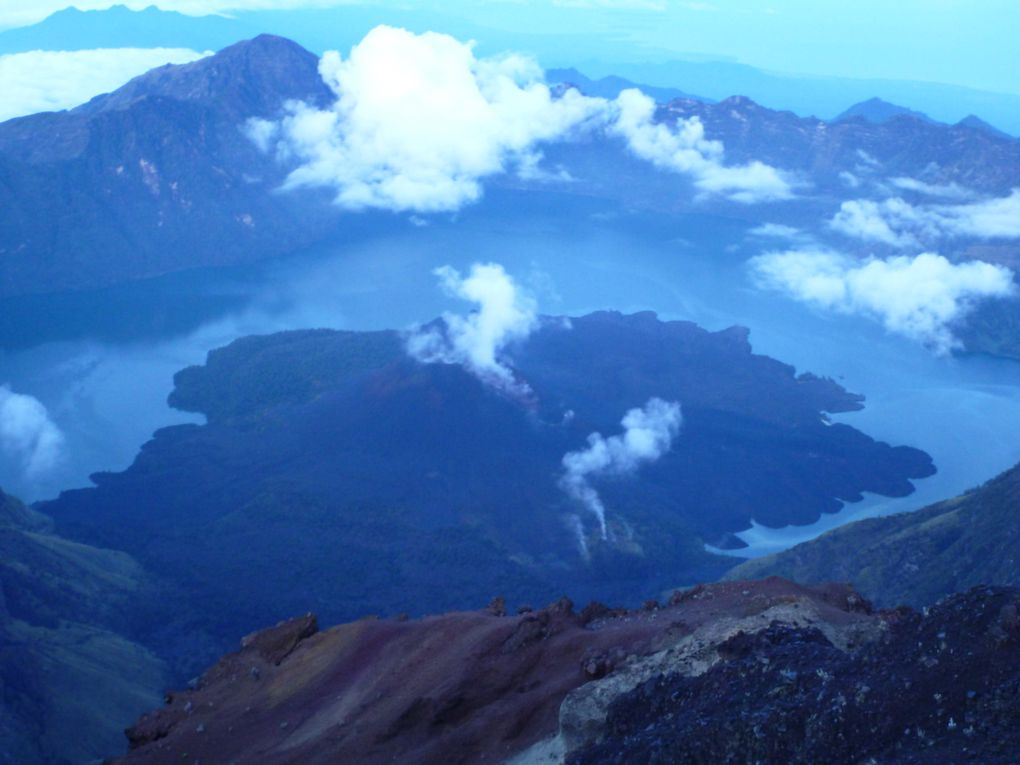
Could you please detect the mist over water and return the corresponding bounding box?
[3,189,1019,559]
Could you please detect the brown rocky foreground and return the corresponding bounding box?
[114,577,880,764]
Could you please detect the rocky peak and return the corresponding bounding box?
[571,585,1020,764]
[114,578,880,764]
[79,34,333,119]
[835,96,935,125]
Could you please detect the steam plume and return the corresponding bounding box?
[0,385,65,479]
[560,397,682,540]
[407,263,538,395]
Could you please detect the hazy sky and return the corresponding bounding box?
[2,1,1018,95]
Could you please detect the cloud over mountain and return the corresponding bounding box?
[0,47,208,122]
[751,249,1016,353]
[609,88,794,203]
[251,26,792,212]
[250,25,605,212]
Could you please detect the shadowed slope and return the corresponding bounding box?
[728,460,1020,608]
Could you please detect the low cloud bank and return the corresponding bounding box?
[407,263,538,395]
[751,249,1015,353]
[560,397,682,544]
[0,47,209,122]
[250,25,792,212]
[0,385,64,479]
[830,189,1020,247]
[937,190,1020,238]
[830,198,925,248]
[609,89,794,203]
[889,177,974,200]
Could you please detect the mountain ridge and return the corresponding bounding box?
[112,580,1020,764]
[835,96,936,125]
[0,34,340,297]
[727,460,1020,608]
[0,488,167,764]
[113,578,882,764]
[0,4,255,53]
[3,33,1020,300]
[4,4,1016,134]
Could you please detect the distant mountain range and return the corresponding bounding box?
[729,458,1020,609]
[581,58,1020,136]
[834,98,1014,141]
[3,5,1018,136]
[0,5,256,54]
[652,95,1020,195]
[3,32,1020,302]
[835,96,935,125]
[546,67,710,104]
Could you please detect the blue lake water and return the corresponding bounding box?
[3,189,1019,560]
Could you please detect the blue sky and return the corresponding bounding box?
[448,0,1019,94]
[3,1,1018,96]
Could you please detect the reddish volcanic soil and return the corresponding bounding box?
[116,578,878,765]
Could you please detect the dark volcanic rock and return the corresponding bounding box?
[240,613,318,665]
[570,586,1020,765]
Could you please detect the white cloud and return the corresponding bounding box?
[935,189,1020,238]
[829,198,925,247]
[748,223,806,241]
[0,385,65,479]
[609,88,794,203]
[830,189,1020,247]
[889,177,975,200]
[838,171,861,189]
[256,25,606,213]
[244,116,279,153]
[252,27,793,212]
[0,47,210,122]
[560,397,682,540]
[407,262,538,395]
[751,249,1016,353]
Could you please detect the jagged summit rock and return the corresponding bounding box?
[113,578,882,764]
[79,34,333,118]
[571,585,1020,764]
